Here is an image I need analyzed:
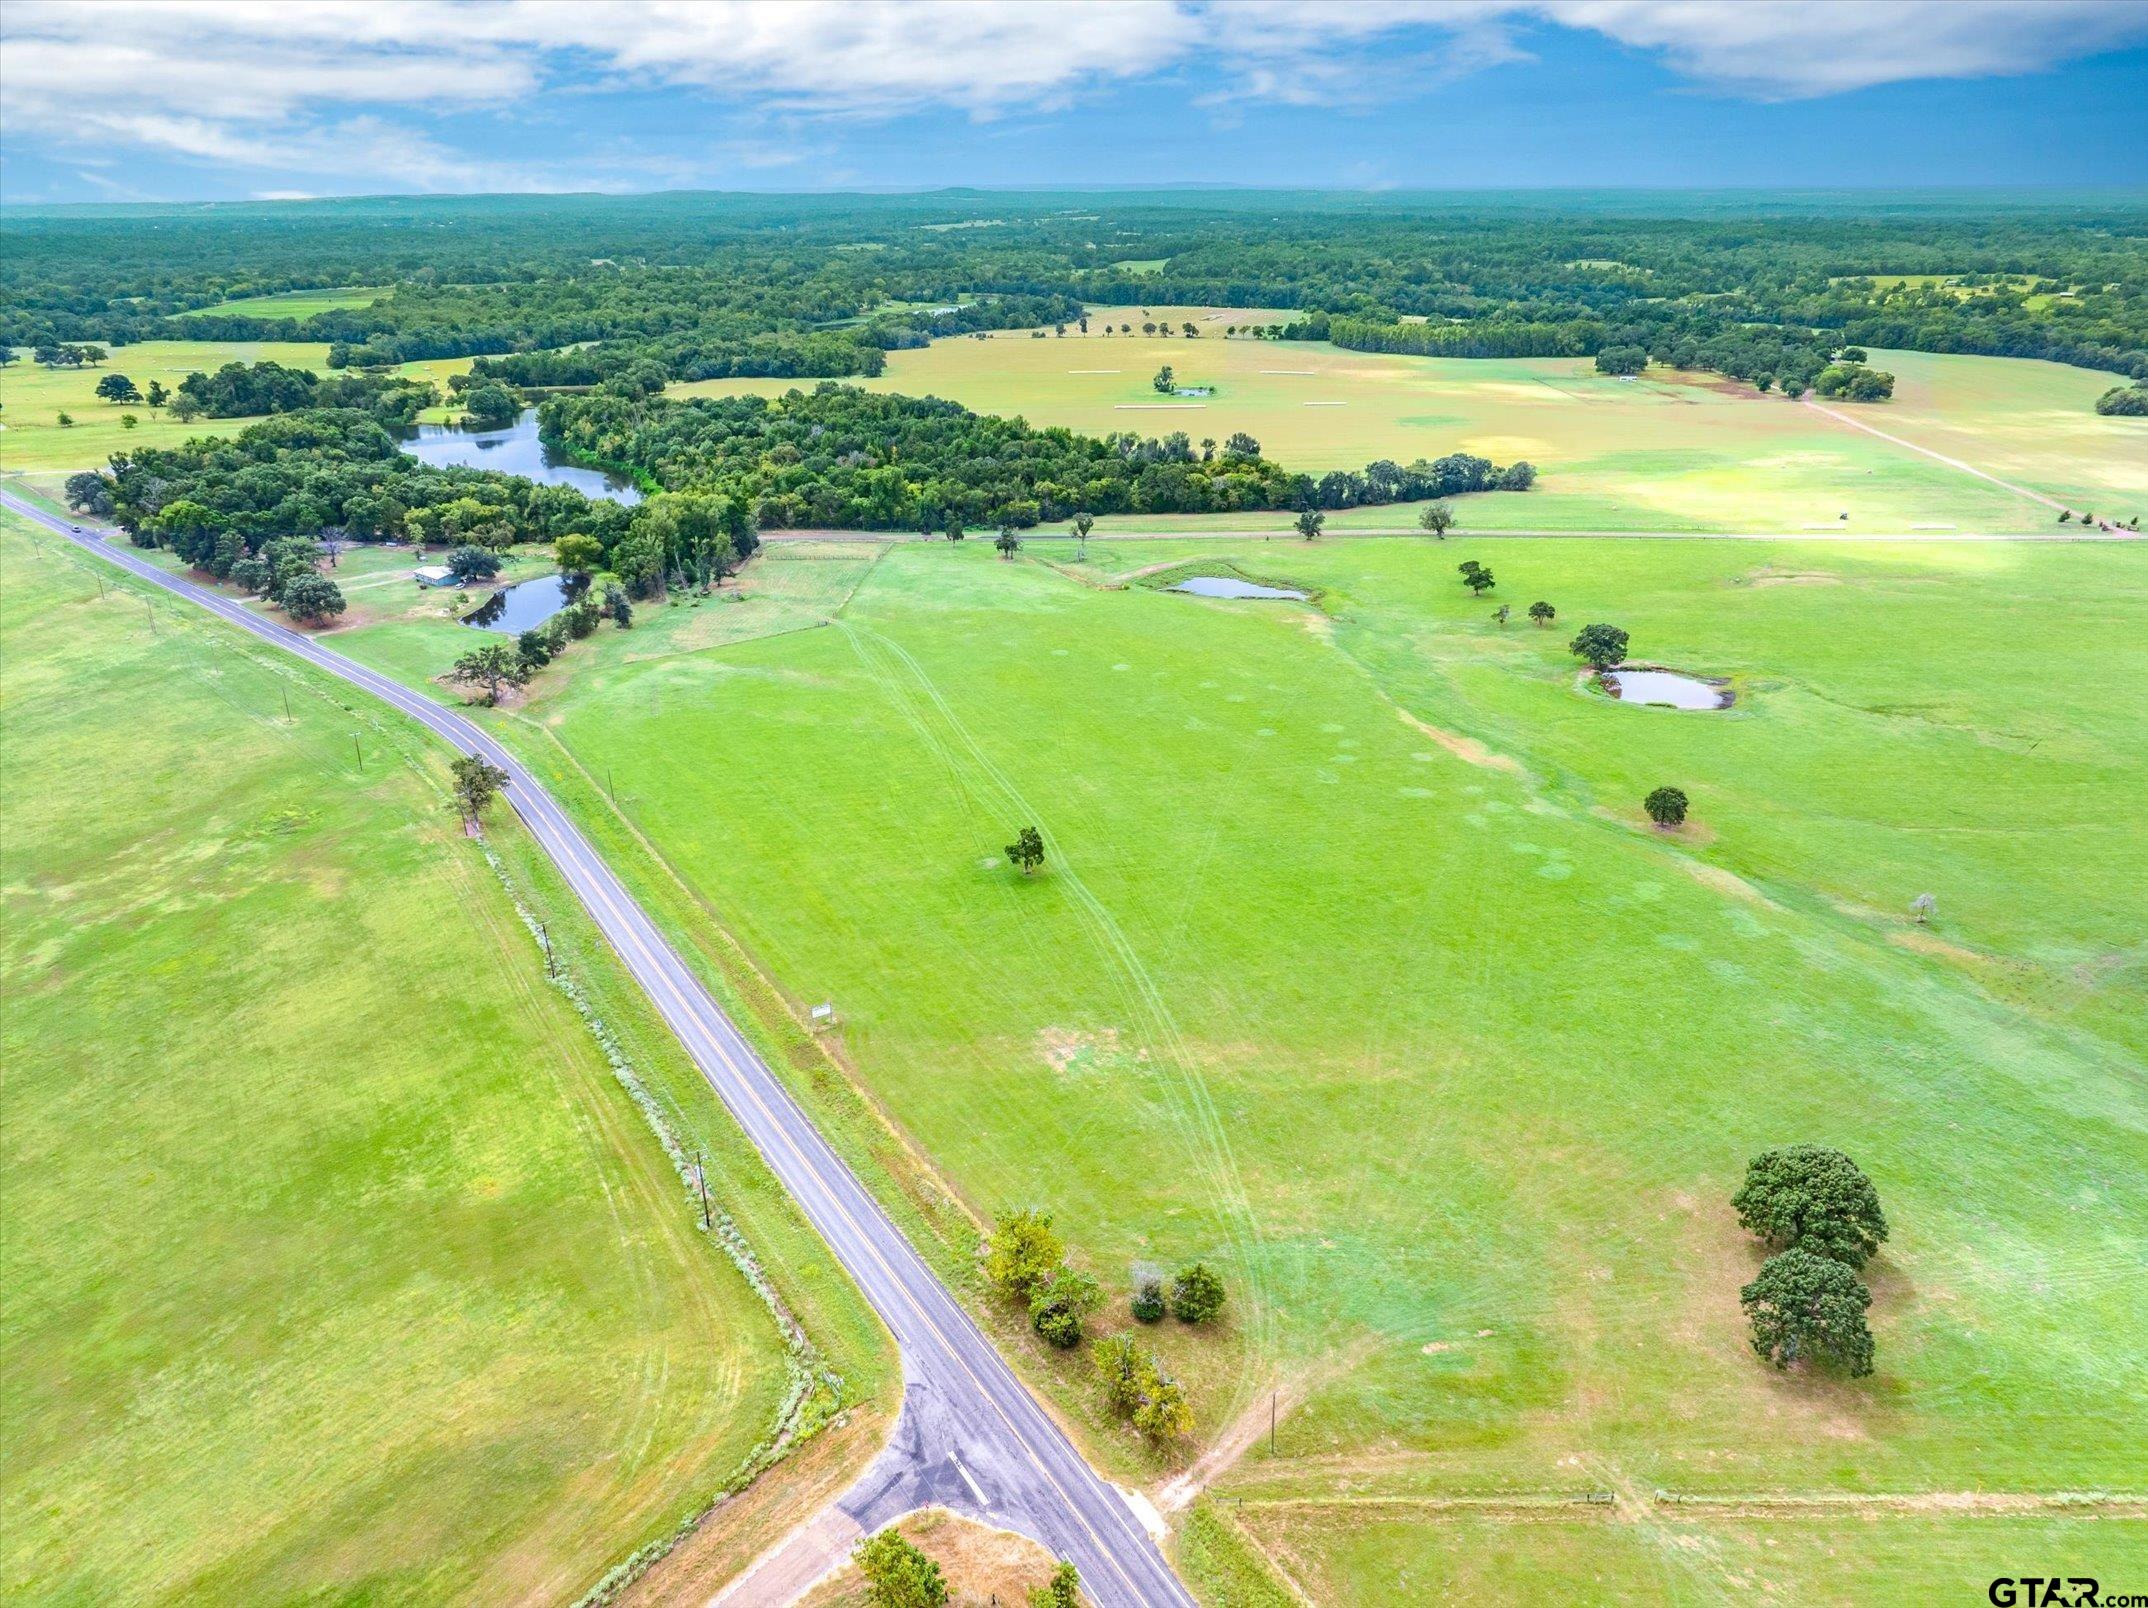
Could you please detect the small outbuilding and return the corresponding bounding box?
[414,565,457,587]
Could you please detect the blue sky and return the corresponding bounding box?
[3,1,2145,205]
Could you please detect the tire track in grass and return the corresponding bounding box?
[834,617,1279,1365]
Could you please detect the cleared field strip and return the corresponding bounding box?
[1068,369,1121,374]
[1801,396,2069,514]
[1115,403,1207,410]
[1262,369,1316,375]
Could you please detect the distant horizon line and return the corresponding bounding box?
[10,180,2148,215]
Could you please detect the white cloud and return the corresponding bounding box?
[1538,0,2148,98]
[3,0,2142,188]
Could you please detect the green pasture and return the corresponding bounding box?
[347,530,2148,1599]
[180,286,386,319]
[0,342,471,470]
[1234,1506,2148,1604]
[668,309,2135,533]
[0,511,828,1604]
[1874,348,2146,518]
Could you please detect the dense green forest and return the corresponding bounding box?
[84,411,631,566]
[538,384,1528,528]
[7,190,2144,384]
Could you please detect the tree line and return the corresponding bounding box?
[537,382,1533,530]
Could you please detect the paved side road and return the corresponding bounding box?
[6,491,1193,1608]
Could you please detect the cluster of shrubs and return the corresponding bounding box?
[983,1210,1227,1446]
[1734,1146,1888,1378]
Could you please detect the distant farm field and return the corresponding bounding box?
[180,286,386,319]
[352,530,2148,1600]
[669,308,2141,533]
[0,342,471,470]
[0,512,806,1604]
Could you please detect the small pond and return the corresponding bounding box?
[397,409,642,505]
[1170,576,1308,601]
[1600,667,1731,710]
[463,574,586,633]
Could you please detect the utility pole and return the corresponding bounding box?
[1270,1390,1276,1457]
[605,764,616,804]
[539,922,554,977]
[282,685,292,722]
[693,1150,712,1231]
[353,736,363,771]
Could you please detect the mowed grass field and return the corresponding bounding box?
[0,512,810,1604]
[670,307,2140,533]
[0,342,471,470]
[380,532,2148,1600]
[180,286,386,319]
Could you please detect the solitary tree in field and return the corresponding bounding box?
[1152,364,1175,394]
[279,573,346,624]
[1419,502,1455,539]
[1170,1262,1226,1324]
[1740,1250,1875,1377]
[945,515,966,543]
[451,641,530,705]
[1465,566,1497,596]
[853,1529,948,1608]
[1529,600,1556,627]
[1131,1276,1166,1322]
[55,411,74,428]
[1494,603,1511,626]
[995,524,1021,560]
[1569,623,1630,669]
[95,373,142,404]
[1295,508,1325,541]
[1733,1145,1889,1269]
[1910,892,1936,925]
[445,543,502,584]
[1006,825,1046,876]
[1643,786,1689,828]
[1182,321,1199,339]
[1072,511,1094,560]
[451,753,511,825]
[145,379,169,410]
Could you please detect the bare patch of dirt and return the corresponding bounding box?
[1158,1341,1373,1514]
[1739,567,1843,588]
[799,1509,1059,1608]
[1677,858,1780,910]
[1888,926,1985,966]
[1037,1024,1126,1076]
[1391,704,1527,777]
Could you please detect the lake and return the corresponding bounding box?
[397,409,642,505]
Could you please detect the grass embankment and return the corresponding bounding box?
[0,341,471,470]
[670,311,2138,533]
[323,532,2147,1601]
[0,512,893,1604]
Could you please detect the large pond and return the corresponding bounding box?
[397,409,642,505]
[463,574,586,633]
[1600,667,1732,710]
[1170,575,1308,600]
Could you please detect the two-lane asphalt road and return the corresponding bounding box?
[6,490,1193,1608]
